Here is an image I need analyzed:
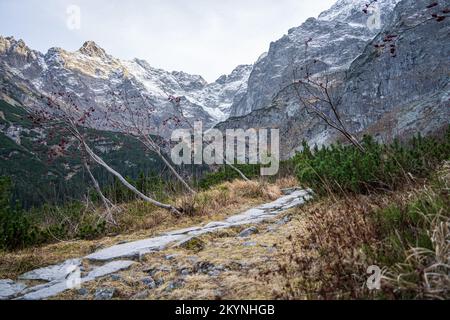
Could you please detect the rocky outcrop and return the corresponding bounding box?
[1,0,448,157]
[339,0,450,142]
[229,0,400,117]
[219,0,449,158]
[78,41,110,60]
[0,37,252,135]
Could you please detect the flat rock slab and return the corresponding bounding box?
[17,281,70,301]
[17,260,135,300]
[86,234,186,261]
[2,188,313,300]
[87,189,313,262]
[19,259,82,282]
[83,260,136,282]
[281,187,304,195]
[0,280,27,300]
[163,226,203,236]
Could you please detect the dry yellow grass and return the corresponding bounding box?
[0,179,284,279]
[54,211,299,300]
[264,167,450,300]
[382,163,450,299]
[5,172,444,300]
[273,176,299,190]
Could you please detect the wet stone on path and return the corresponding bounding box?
[0,188,313,300]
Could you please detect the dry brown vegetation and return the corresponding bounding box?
[265,164,450,300]
[268,195,390,299]
[53,172,447,300]
[0,179,282,279]
[382,164,450,299]
[1,168,448,300]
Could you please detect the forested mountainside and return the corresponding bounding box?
[0,99,171,207]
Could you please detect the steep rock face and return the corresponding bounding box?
[219,0,449,159]
[0,37,252,135]
[78,40,111,60]
[230,0,400,117]
[339,0,450,141]
[188,64,253,121]
[1,0,448,154]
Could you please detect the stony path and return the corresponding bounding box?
[0,188,312,300]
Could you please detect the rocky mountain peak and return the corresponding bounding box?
[0,36,40,69]
[215,65,252,84]
[0,35,10,53]
[78,41,109,60]
[171,70,207,90]
[0,36,30,56]
[228,0,404,118]
[220,0,449,159]
[318,0,400,24]
[0,35,253,130]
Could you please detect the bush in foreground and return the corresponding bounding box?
[0,177,40,250]
[270,163,449,300]
[293,129,450,195]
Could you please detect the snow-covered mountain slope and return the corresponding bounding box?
[218,0,449,158]
[0,37,252,134]
[1,0,447,156]
[230,0,401,117]
[187,64,253,121]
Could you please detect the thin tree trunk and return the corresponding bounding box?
[82,141,182,216]
[224,159,250,182]
[140,135,197,195]
[341,130,366,153]
[171,107,252,182]
[293,85,366,153]
[83,159,117,225]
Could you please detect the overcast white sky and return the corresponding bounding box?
[0,0,336,82]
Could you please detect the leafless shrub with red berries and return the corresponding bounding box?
[284,38,367,152]
[362,0,379,15]
[101,87,197,195]
[29,90,183,220]
[370,2,449,57]
[166,93,251,182]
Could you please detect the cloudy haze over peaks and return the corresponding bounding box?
[0,0,336,82]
